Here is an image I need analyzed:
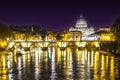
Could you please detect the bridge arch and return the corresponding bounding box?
[47,42,59,47]
[29,43,36,49]
[13,42,23,49]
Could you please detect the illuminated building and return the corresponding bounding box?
[69,15,96,41]
[68,31,82,41]
[98,27,111,32]
[95,27,115,41]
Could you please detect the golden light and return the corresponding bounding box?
[8,42,14,48]
[94,51,100,70]
[1,75,7,80]
[81,50,85,64]
[0,41,7,48]
[109,56,115,79]
[105,56,109,70]
[56,48,61,64]
[90,51,94,67]
[101,55,105,70]
[100,34,115,41]
[94,42,99,47]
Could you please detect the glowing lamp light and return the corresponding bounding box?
[0,41,7,48]
[95,43,99,47]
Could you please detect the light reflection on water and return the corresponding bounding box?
[0,47,120,80]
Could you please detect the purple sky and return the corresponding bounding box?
[0,0,120,31]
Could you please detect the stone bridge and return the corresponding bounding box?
[7,40,100,51]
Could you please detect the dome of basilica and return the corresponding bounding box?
[75,15,88,28]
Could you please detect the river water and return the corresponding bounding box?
[0,47,120,80]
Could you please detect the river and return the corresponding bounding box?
[0,47,120,80]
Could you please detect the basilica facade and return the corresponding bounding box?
[69,15,97,41]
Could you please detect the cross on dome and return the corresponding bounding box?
[80,14,83,19]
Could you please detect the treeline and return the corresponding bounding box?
[0,23,12,40]
[0,24,43,51]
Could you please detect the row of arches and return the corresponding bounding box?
[7,41,100,51]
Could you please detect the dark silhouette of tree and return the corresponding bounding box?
[0,23,12,40]
[55,33,63,41]
[0,23,12,50]
[40,29,47,41]
[111,16,120,41]
[55,33,64,48]
[111,16,120,54]
[24,25,31,41]
[31,24,41,33]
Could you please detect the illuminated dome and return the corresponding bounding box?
[75,15,88,28]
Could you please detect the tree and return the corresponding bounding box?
[111,16,120,41]
[0,23,12,50]
[111,16,120,54]
[40,29,47,41]
[55,33,65,50]
[55,33,63,41]
[0,23,12,40]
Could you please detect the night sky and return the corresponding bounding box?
[0,0,120,31]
